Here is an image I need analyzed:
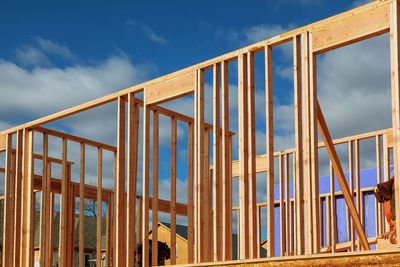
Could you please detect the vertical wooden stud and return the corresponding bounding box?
[116,96,127,267]
[97,148,103,267]
[238,53,249,259]
[142,101,151,267]
[212,63,222,262]
[279,154,285,256]
[247,52,258,259]
[171,117,177,265]
[221,61,232,261]
[39,133,49,267]
[265,45,275,257]
[127,93,139,266]
[2,133,13,267]
[152,111,159,266]
[330,163,337,253]
[79,143,85,267]
[188,122,194,263]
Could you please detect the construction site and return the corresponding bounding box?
[1,0,400,266]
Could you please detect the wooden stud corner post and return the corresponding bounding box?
[316,101,370,250]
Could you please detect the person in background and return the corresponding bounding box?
[374,177,396,244]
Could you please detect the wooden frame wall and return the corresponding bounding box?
[1,1,399,266]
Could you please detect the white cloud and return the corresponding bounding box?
[142,25,168,45]
[36,37,79,62]
[14,46,50,67]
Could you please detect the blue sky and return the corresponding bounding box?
[0,0,372,80]
[0,0,393,232]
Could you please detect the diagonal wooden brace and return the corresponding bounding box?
[317,101,370,250]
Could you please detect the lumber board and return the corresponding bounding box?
[238,53,249,260]
[34,126,116,152]
[279,155,285,256]
[152,111,159,266]
[212,63,222,262]
[142,104,150,267]
[79,143,85,267]
[96,148,102,267]
[221,60,233,261]
[312,4,390,54]
[13,130,23,267]
[330,164,337,253]
[348,141,356,251]
[127,93,139,266]
[188,122,194,263]
[309,39,320,254]
[316,101,370,250]
[21,130,34,267]
[146,71,195,105]
[247,52,257,259]
[171,117,177,265]
[116,96,126,267]
[265,45,275,257]
[301,31,312,255]
[39,133,49,267]
[293,34,304,256]
[2,134,12,267]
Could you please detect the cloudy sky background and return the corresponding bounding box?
[0,0,392,241]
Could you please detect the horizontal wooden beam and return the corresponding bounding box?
[146,71,195,105]
[34,126,117,152]
[312,4,390,53]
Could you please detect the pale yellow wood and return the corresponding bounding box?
[146,71,195,105]
[13,130,23,267]
[79,143,85,267]
[221,60,232,261]
[152,111,159,266]
[127,93,139,266]
[212,63,222,262]
[330,163,337,253]
[59,138,68,267]
[238,53,249,260]
[293,35,304,256]
[312,4,390,53]
[39,133,49,267]
[301,31,312,255]
[375,135,383,236]
[355,139,362,250]
[97,148,102,267]
[2,134,13,267]
[265,45,275,257]
[309,35,321,254]
[247,52,257,259]
[348,140,356,251]
[279,154,285,256]
[171,117,177,265]
[116,96,127,267]
[188,122,194,263]
[142,103,151,267]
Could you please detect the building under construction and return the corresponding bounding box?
[1,0,400,266]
